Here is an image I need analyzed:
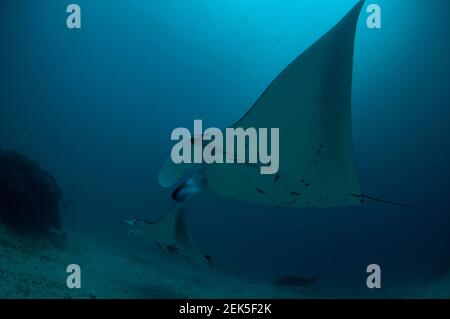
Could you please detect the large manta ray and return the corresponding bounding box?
[123,1,420,264]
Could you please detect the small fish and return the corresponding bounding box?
[166,245,181,255]
[256,188,266,195]
[273,174,281,183]
[122,220,138,226]
[204,255,214,265]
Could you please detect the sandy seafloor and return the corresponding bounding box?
[0,224,448,299]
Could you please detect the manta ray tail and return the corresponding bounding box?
[349,193,424,211]
[122,201,209,264]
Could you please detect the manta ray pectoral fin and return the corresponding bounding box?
[202,1,366,208]
[123,203,209,264]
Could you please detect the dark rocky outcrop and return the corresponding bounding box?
[0,150,62,234]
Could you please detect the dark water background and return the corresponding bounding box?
[1,0,449,294]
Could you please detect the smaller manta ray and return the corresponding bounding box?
[123,0,422,265]
[122,203,210,264]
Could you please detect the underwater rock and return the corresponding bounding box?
[0,150,63,234]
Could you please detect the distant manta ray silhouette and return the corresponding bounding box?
[123,1,422,264]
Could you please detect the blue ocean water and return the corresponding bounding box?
[0,0,449,295]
